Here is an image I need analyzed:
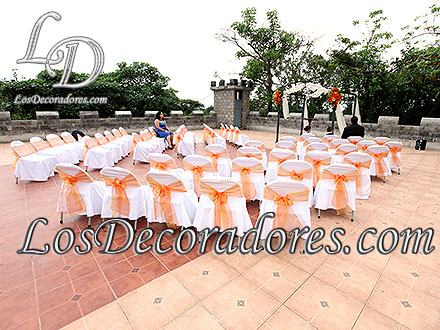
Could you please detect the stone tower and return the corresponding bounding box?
[210,79,253,128]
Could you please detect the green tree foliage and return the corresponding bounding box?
[221,5,440,125]
[0,62,204,120]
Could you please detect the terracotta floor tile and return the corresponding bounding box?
[77,284,115,316]
[40,301,82,330]
[201,286,237,320]
[38,282,75,314]
[138,260,168,283]
[84,301,128,330]
[220,306,263,330]
[110,273,144,298]
[118,285,155,317]
[0,296,38,329]
[264,306,310,330]
[246,289,281,320]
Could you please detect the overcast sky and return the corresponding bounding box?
[0,0,435,106]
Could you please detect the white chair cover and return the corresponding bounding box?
[342,153,372,199]
[328,139,350,156]
[331,144,359,164]
[305,142,328,154]
[147,153,184,179]
[235,127,250,147]
[176,125,195,156]
[245,140,268,169]
[112,128,132,154]
[314,164,357,213]
[366,145,392,178]
[374,137,391,146]
[132,132,156,163]
[297,133,315,156]
[259,179,311,239]
[11,141,57,182]
[47,133,83,162]
[205,144,232,177]
[357,140,376,153]
[277,160,314,207]
[30,136,78,165]
[385,141,403,171]
[95,133,123,163]
[266,148,296,183]
[193,176,253,236]
[183,155,216,196]
[104,130,131,156]
[321,134,339,146]
[280,136,297,144]
[100,167,151,220]
[347,136,363,145]
[231,157,265,201]
[56,163,105,218]
[300,137,321,159]
[303,150,332,188]
[146,170,198,227]
[236,147,265,170]
[83,137,115,170]
[276,141,297,153]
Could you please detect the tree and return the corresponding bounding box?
[217,7,314,114]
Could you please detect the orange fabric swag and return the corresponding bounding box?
[232,163,263,200]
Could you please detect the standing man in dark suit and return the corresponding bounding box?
[341,116,365,139]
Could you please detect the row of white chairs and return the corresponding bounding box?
[203,124,226,147]
[219,123,250,147]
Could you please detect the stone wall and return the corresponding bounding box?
[0,110,217,143]
[245,111,440,150]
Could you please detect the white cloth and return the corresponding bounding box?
[342,153,372,200]
[133,141,157,163]
[231,157,265,201]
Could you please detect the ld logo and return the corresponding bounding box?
[17,11,104,89]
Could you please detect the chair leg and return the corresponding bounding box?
[88,217,92,228]
[318,209,321,219]
[60,213,63,224]
[132,159,135,165]
[15,177,18,184]
[351,210,354,222]
[398,168,401,175]
[85,166,88,172]
[383,177,386,183]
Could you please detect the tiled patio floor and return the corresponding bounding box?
[0,130,439,330]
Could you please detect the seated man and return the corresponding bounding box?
[341,116,364,139]
[304,125,311,134]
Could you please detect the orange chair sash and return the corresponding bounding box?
[232,163,263,200]
[183,160,213,196]
[263,186,308,230]
[206,149,229,172]
[367,151,388,178]
[342,159,371,195]
[105,133,116,141]
[304,154,331,187]
[96,136,108,146]
[269,153,296,166]
[278,167,312,181]
[58,169,92,216]
[31,139,50,151]
[149,158,177,171]
[113,130,122,138]
[175,134,183,149]
[388,146,402,168]
[321,169,358,213]
[335,148,356,156]
[237,150,263,160]
[147,176,187,226]
[102,174,140,217]
[11,144,35,170]
[62,134,76,144]
[199,181,243,229]
[48,137,65,147]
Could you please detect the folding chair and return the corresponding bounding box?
[113,128,132,154]
[30,136,78,164]
[10,141,57,183]
[347,136,363,145]
[95,133,123,163]
[104,130,130,156]
[245,140,268,169]
[148,127,167,151]
[235,126,250,147]
[56,163,105,227]
[331,144,359,164]
[366,145,391,182]
[193,176,253,236]
[259,179,311,239]
[314,164,358,221]
[175,125,195,157]
[47,133,82,163]
[304,151,332,188]
[146,170,198,228]
[83,136,115,170]
[205,144,232,177]
[385,141,403,174]
[147,153,184,179]
[61,132,86,160]
[231,157,265,201]
[305,142,328,154]
[266,148,296,183]
[183,155,215,196]
[277,160,314,207]
[101,167,151,230]
[374,137,391,146]
[275,141,297,153]
[132,132,156,164]
[321,134,339,146]
[280,136,298,144]
[357,140,376,153]
[328,139,350,156]
[342,152,373,199]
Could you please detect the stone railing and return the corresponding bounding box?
[0,110,217,143]
[244,111,440,149]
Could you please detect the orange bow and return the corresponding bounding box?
[343,159,371,195]
[102,174,140,217]
[388,146,402,168]
[304,154,331,187]
[58,169,92,216]
[206,149,229,172]
[149,158,177,171]
[376,141,386,146]
[175,134,183,149]
[278,167,312,181]
[237,151,263,160]
[367,151,388,178]
[183,160,213,196]
[199,181,243,229]
[147,176,187,227]
[335,149,356,156]
[321,169,358,214]
[269,153,296,167]
[263,186,309,230]
[232,163,263,200]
